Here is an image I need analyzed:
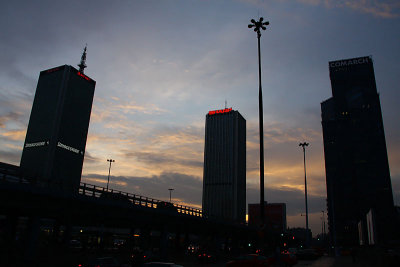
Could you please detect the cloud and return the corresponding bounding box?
[127,151,203,169]
[82,122,205,178]
[391,175,400,206]
[115,102,168,115]
[0,112,21,128]
[0,149,21,166]
[239,0,400,18]
[1,129,26,141]
[247,184,326,216]
[83,151,101,164]
[81,171,326,214]
[82,172,203,207]
[338,0,400,18]
[81,170,326,234]
[247,121,321,147]
[301,0,400,18]
[246,121,326,195]
[297,0,320,5]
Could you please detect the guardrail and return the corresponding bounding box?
[79,182,202,217]
[0,167,202,217]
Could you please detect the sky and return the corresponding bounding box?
[1,0,399,236]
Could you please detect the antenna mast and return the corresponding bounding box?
[78,45,87,73]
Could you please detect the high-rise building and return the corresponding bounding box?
[20,63,96,193]
[202,108,246,223]
[321,56,394,246]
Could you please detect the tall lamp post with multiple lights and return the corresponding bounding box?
[106,159,115,190]
[299,142,309,246]
[248,17,270,226]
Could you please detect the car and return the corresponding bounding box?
[226,254,275,267]
[141,263,183,267]
[197,251,217,263]
[156,201,178,212]
[130,249,154,266]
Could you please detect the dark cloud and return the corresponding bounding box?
[247,184,326,216]
[0,149,21,166]
[82,172,203,206]
[125,151,203,169]
[82,171,325,216]
[82,151,101,164]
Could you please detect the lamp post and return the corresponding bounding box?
[168,188,174,203]
[299,142,309,246]
[248,17,269,226]
[106,159,115,190]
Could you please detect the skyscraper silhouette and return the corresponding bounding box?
[202,108,246,223]
[321,56,394,246]
[20,62,96,193]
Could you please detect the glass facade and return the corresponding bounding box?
[322,56,394,246]
[20,65,96,193]
[202,109,246,223]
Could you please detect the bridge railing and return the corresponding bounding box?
[0,165,203,218]
[78,182,203,217]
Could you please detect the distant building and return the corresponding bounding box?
[321,56,394,246]
[20,64,96,193]
[248,202,287,232]
[202,108,246,223]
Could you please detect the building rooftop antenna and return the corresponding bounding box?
[225,99,227,109]
[78,44,87,73]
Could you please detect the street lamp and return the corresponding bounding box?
[106,159,115,190]
[248,17,270,226]
[299,142,309,246]
[168,188,174,203]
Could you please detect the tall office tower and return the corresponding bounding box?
[20,60,96,193]
[321,56,394,246]
[202,108,246,223]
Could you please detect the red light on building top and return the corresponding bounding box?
[208,108,232,116]
[77,71,91,82]
[46,67,60,74]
